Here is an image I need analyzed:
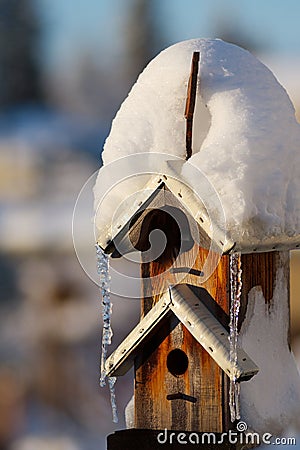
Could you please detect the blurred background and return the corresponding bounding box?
[0,0,299,449]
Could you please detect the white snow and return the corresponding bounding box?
[240,252,300,435]
[94,38,300,246]
[125,394,134,428]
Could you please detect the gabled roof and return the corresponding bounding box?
[98,174,234,256]
[97,172,299,256]
[105,284,259,382]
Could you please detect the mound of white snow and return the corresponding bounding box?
[94,38,300,247]
[240,253,300,435]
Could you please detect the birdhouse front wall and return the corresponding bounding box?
[135,248,231,432]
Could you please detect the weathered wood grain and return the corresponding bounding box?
[136,234,230,431]
[185,51,200,160]
[134,205,286,434]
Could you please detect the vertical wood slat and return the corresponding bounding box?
[239,251,281,330]
[185,51,200,160]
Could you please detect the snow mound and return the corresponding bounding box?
[94,38,300,245]
[240,252,300,434]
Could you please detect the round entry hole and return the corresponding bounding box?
[167,349,189,376]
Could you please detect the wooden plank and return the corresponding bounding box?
[185,51,200,160]
[239,251,280,331]
[239,250,290,348]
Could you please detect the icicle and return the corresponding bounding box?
[229,251,242,422]
[108,377,118,423]
[96,244,118,423]
[96,244,113,386]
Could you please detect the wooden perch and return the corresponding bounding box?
[185,51,200,160]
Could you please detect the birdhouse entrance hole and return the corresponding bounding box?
[129,206,194,266]
[167,348,189,377]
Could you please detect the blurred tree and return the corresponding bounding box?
[218,25,260,55]
[0,0,43,108]
[210,3,264,55]
[46,51,123,124]
[124,0,164,84]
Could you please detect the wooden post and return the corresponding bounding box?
[240,251,280,313]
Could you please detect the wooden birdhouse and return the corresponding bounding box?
[97,172,299,449]
[94,41,300,449]
[97,174,248,443]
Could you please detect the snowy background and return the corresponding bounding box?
[0,1,300,449]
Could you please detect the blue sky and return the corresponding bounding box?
[36,0,300,69]
[160,0,300,50]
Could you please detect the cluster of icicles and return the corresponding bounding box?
[96,244,118,423]
[97,244,242,424]
[229,252,243,422]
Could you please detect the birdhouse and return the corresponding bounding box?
[94,39,300,448]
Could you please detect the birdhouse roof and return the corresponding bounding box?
[97,173,234,256]
[97,172,299,256]
[104,284,259,382]
[94,39,300,253]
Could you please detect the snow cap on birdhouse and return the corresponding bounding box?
[94,38,300,254]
